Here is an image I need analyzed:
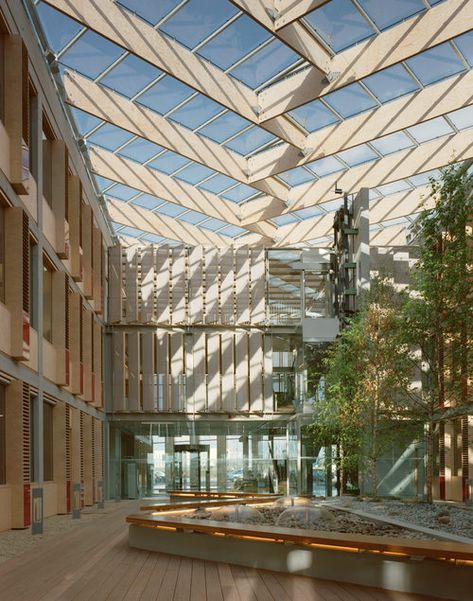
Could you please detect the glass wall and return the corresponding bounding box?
[109,417,331,499]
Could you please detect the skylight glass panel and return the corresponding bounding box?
[362,64,420,103]
[447,105,473,130]
[69,108,102,136]
[87,123,134,151]
[198,111,250,143]
[324,83,378,118]
[221,183,258,203]
[289,99,339,133]
[169,94,224,130]
[197,15,271,71]
[337,144,379,167]
[94,175,115,191]
[116,226,144,238]
[198,173,237,194]
[304,0,376,53]
[37,2,83,53]
[61,31,124,79]
[155,203,187,217]
[455,31,473,67]
[140,233,166,244]
[117,0,182,26]
[407,168,441,186]
[148,151,191,174]
[131,194,165,211]
[406,116,454,143]
[307,236,332,245]
[136,76,194,115]
[306,155,345,177]
[293,206,324,220]
[272,214,300,226]
[278,167,315,187]
[406,42,465,85]
[159,0,238,50]
[230,39,299,89]
[224,126,275,155]
[106,183,140,201]
[118,138,164,163]
[357,0,425,31]
[370,131,415,155]
[174,163,216,185]
[382,216,410,227]
[200,218,228,231]
[375,180,412,196]
[219,225,247,238]
[179,211,206,225]
[320,198,344,212]
[100,54,161,98]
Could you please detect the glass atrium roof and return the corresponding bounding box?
[30,0,472,247]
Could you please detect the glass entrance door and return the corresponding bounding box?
[173,444,210,491]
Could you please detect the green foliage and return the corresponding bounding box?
[308,163,472,499]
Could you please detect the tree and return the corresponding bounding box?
[398,163,473,502]
[312,278,410,497]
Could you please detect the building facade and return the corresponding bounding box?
[0,1,111,531]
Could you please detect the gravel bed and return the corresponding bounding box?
[325,497,473,539]
[185,504,436,540]
[0,503,115,564]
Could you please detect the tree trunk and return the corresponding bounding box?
[425,420,434,504]
[370,395,378,497]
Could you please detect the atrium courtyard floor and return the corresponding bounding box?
[0,500,457,601]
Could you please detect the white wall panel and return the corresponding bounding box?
[235,247,250,324]
[184,333,194,413]
[170,332,184,411]
[249,332,263,412]
[171,248,186,324]
[207,333,220,412]
[220,248,234,324]
[112,331,126,411]
[127,331,140,410]
[251,249,266,324]
[108,244,123,323]
[263,334,273,412]
[142,331,155,411]
[125,245,139,322]
[235,333,249,411]
[156,247,170,323]
[221,332,235,413]
[193,332,207,412]
[188,246,203,323]
[156,329,169,410]
[204,248,219,324]
[140,246,155,323]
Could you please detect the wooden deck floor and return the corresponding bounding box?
[0,501,453,601]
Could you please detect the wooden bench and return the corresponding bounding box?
[126,512,473,562]
[141,496,279,512]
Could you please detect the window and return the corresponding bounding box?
[29,238,38,328]
[30,396,35,481]
[0,384,5,485]
[43,401,54,482]
[43,258,53,342]
[0,198,5,303]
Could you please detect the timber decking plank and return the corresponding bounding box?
[139,553,171,601]
[205,561,224,601]
[229,565,258,601]
[0,500,457,601]
[121,553,160,601]
[190,559,207,601]
[173,557,193,601]
[155,555,180,600]
[216,563,241,601]
[241,566,275,601]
